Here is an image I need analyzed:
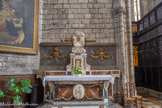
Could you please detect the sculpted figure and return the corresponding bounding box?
[72,31,86,53]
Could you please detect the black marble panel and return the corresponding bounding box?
[40,45,116,70]
[85,46,116,70]
[40,46,72,70]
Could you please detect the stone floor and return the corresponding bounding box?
[37,94,162,108]
[37,101,123,108]
[140,93,162,108]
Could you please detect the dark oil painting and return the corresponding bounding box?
[0,0,35,48]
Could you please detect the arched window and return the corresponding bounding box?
[134,0,141,21]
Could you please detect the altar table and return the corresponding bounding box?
[43,75,114,108]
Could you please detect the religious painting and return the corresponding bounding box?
[0,0,39,54]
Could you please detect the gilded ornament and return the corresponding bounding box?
[91,47,114,61]
[44,48,67,61]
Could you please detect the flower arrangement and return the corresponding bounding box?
[74,65,83,74]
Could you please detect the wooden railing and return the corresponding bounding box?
[132,2,162,35]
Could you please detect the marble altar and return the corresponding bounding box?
[36,31,120,108]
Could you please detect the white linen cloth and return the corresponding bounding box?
[43,75,114,87]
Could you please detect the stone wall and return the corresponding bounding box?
[0,53,40,75]
[40,0,114,43]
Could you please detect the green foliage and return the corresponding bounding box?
[8,77,17,84]
[14,86,22,95]
[0,77,33,106]
[0,90,5,98]
[21,86,32,94]
[8,83,16,91]
[74,65,83,74]
[20,79,32,94]
[13,96,22,106]
[20,79,32,88]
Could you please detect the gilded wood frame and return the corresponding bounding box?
[0,0,39,55]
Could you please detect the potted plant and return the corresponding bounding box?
[0,77,33,107]
[74,65,83,76]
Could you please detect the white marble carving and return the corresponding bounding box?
[73,84,85,100]
[66,31,90,75]
[72,31,86,53]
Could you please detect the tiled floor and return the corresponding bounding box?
[139,93,162,108]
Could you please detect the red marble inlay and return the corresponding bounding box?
[112,71,119,74]
[106,71,111,74]
[92,71,111,75]
[58,88,73,98]
[46,72,66,75]
[86,71,90,75]
[67,72,72,75]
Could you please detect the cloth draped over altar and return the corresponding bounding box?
[43,75,114,87]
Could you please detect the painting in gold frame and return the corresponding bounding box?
[0,0,39,54]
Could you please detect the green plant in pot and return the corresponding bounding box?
[74,65,83,75]
[0,77,33,107]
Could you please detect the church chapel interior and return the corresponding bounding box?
[0,0,162,108]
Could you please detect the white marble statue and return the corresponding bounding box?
[72,31,86,53]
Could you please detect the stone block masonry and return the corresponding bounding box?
[0,53,40,75]
[41,0,114,43]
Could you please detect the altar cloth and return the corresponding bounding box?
[43,75,114,87]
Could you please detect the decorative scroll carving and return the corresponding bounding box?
[91,47,113,61]
[73,84,85,100]
[44,48,67,61]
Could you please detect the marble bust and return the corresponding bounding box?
[72,31,86,53]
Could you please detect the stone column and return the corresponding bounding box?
[113,0,128,84]
[130,0,135,21]
[126,0,135,82]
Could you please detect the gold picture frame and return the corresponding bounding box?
[0,0,39,55]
